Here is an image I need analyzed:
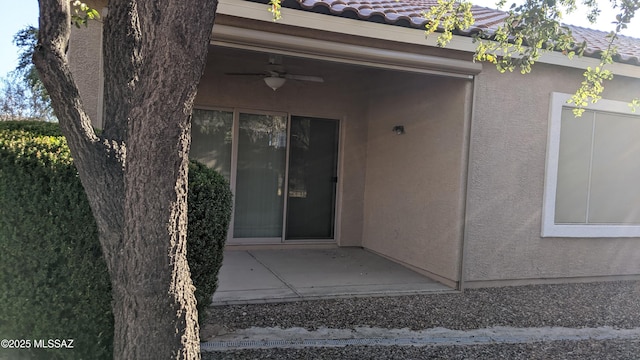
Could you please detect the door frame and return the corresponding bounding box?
[192,106,341,245]
[284,115,340,241]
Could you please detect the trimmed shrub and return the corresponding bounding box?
[188,161,233,321]
[0,121,232,359]
[0,122,112,360]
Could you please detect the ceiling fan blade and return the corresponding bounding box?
[225,72,267,76]
[285,74,324,83]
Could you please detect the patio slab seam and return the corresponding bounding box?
[247,250,302,298]
[211,288,459,306]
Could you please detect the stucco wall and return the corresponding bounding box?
[362,71,470,284]
[465,64,640,285]
[67,11,640,285]
[195,47,370,246]
[68,0,106,128]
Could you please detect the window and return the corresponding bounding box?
[542,93,640,237]
[190,109,233,180]
[190,108,340,243]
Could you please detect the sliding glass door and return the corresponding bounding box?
[234,113,287,239]
[286,116,339,239]
[191,109,233,180]
[191,109,339,243]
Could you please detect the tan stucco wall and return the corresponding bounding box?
[195,47,371,246]
[68,0,106,128]
[465,64,640,285]
[67,11,640,285]
[361,71,470,284]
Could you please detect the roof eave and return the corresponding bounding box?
[216,0,640,79]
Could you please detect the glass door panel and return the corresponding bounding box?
[286,117,339,239]
[190,109,233,180]
[233,113,288,238]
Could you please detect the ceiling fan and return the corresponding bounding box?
[225,54,324,91]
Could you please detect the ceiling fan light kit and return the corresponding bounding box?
[264,76,287,91]
[226,54,325,91]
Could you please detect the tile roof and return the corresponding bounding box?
[568,25,640,65]
[290,0,640,66]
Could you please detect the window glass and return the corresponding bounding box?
[233,113,287,238]
[555,108,593,223]
[588,112,640,224]
[190,109,233,180]
[543,93,640,237]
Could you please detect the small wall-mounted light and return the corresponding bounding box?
[392,125,405,135]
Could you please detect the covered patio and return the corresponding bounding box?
[212,247,454,305]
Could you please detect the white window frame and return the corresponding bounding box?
[542,92,640,237]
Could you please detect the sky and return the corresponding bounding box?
[0,1,638,80]
[473,0,640,36]
[0,1,39,78]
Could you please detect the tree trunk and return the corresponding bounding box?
[34,1,218,359]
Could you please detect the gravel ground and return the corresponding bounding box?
[203,281,640,359]
[202,339,640,359]
[206,281,640,331]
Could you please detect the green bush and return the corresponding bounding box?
[0,121,232,359]
[0,122,111,360]
[188,161,233,321]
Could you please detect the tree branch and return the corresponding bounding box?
[34,0,99,152]
[102,0,141,142]
[569,1,639,115]
[34,0,125,270]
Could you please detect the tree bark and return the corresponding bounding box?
[34,1,218,359]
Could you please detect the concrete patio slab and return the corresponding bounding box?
[212,248,453,305]
[212,250,298,303]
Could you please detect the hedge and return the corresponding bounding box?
[187,161,233,314]
[0,121,232,360]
